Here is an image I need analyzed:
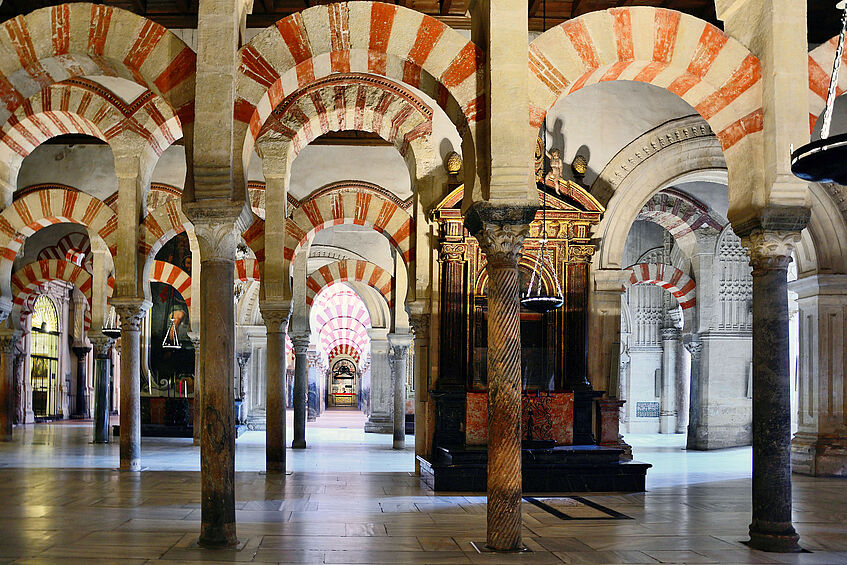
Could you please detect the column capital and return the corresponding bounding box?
[464,203,535,268]
[0,330,21,354]
[112,299,152,332]
[388,332,414,349]
[661,327,681,342]
[290,331,310,354]
[741,230,801,273]
[260,307,290,333]
[0,296,12,324]
[188,331,201,350]
[683,334,703,359]
[183,200,250,262]
[408,313,430,337]
[235,350,251,369]
[89,335,115,358]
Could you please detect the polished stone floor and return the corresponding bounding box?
[0,411,845,564]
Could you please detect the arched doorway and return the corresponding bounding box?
[29,295,61,420]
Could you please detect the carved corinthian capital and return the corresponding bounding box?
[183,200,249,262]
[741,230,801,273]
[464,203,537,269]
[113,300,152,332]
[261,308,290,334]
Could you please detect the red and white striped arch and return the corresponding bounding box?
[36,231,92,271]
[10,259,99,330]
[311,284,371,365]
[235,258,261,282]
[809,37,847,133]
[636,189,724,255]
[0,4,195,129]
[234,2,482,166]
[139,200,191,259]
[528,7,762,154]
[258,73,433,172]
[286,187,413,268]
[0,78,181,167]
[625,262,696,309]
[149,260,191,308]
[328,343,360,364]
[305,260,393,308]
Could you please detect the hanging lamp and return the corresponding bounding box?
[791,1,847,183]
[521,174,565,312]
[102,306,121,339]
[162,318,181,349]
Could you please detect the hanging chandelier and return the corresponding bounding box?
[521,179,564,313]
[162,318,181,349]
[791,1,847,183]
[102,305,121,339]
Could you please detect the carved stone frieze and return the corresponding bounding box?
[741,230,801,273]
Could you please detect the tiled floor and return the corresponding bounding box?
[0,411,845,564]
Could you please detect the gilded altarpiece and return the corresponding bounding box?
[431,181,603,448]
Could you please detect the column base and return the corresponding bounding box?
[267,461,286,473]
[393,439,405,450]
[686,424,752,450]
[746,522,802,553]
[198,524,238,549]
[659,413,676,435]
[792,432,847,476]
[292,439,306,449]
[364,415,392,434]
[120,460,142,472]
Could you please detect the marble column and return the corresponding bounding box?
[742,229,803,552]
[262,308,289,473]
[90,336,114,443]
[72,345,91,418]
[409,313,430,473]
[660,327,680,434]
[235,350,251,425]
[184,212,243,548]
[189,332,201,446]
[789,274,847,477]
[388,333,413,450]
[290,332,309,449]
[684,335,703,449]
[113,300,151,472]
[0,330,20,441]
[306,347,319,421]
[465,204,534,552]
[364,328,392,433]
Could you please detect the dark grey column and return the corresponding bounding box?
[90,336,114,444]
[113,300,151,472]
[290,332,309,449]
[742,229,803,553]
[73,345,92,418]
[388,333,413,450]
[262,307,288,473]
[0,330,19,441]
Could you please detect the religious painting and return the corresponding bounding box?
[149,234,194,395]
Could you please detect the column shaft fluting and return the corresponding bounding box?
[263,310,288,472]
[745,231,801,553]
[291,333,309,449]
[114,302,150,472]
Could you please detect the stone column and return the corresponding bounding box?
[0,330,20,441]
[789,274,847,476]
[659,327,680,434]
[409,313,430,472]
[306,347,320,421]
[112,300,151,471]
[72,345,91,418]
[365,328,392,433]
[588,268,629,394]
[465,205,534,552]
[742,229,803,552]
[262,307,289,472]
[290,331,309,449]
[90,336,114,443]
[684,335,703,448]
[186,214,242,549]
[388,333,413,450]
[189,332,202,445]
[675,340,690,435]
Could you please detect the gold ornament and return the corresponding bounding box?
[572,154,588,177]
[444,151,462,175]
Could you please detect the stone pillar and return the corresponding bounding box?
[675,340,690,435]
[306,347,320,422]
[262,308,289,472]
[290,331,309,449]
[465,205,534,552]
[235,350,251,425]
[189,332,202,445]
[188,216,242,548]
[388,333,413,450]
[789,274,847,476]
[112,300,151,472]
[409,313,430,472]
[684,335,704,448]
[659,327,680,434]
[90,336,114,443]
[72,345,91,418]
[588,268,629,394]
[742,229,803,553]
[365,328,392,433]
[0,330,20,440]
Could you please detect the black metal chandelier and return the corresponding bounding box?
[791,1,847,184]
[521,187,564,313]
